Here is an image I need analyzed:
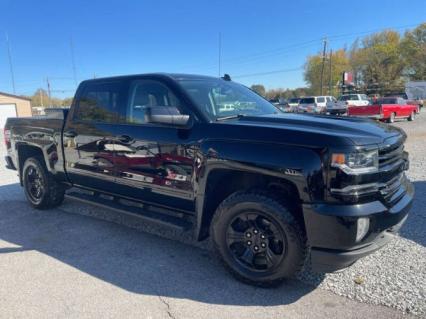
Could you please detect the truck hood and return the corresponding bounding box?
[219,113,405,147]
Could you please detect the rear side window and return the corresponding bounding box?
[317,97,325,103]
[299,97,315,104]
[74,82,125,122]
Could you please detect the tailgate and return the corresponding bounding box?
[348,105,381,117]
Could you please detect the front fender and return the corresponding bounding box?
[197,140,324,200]
[194,139,325,240]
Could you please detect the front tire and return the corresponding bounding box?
[408,111,415,121]
[210,191,307,287]
[387,112,396,123]
[22,157,65,209]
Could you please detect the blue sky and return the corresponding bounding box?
[0,0,425,98]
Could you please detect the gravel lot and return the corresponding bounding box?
[299,112,426,316]
[0,113,425,318]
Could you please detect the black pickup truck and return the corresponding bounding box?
[4,73,413,286]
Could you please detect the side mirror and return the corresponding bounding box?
[144,106,190,126]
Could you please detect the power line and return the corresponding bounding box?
[178,22,424,74]
[233,67,304,79]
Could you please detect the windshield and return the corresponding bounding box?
[178,79,279,120]
[288,98,299,103]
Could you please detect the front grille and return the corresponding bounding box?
[378,136,407,205]
[379,143,404,169]
[379,173,404,202]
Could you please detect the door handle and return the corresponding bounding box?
[115,135,133,143]
[64,130,77,138]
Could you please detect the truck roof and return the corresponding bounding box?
[80,73,219,85]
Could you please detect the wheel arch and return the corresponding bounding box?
[195,167,306,241]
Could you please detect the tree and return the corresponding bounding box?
[250,84,266,96]
[30,89,71,107]
[351,30,405,94]
[61,97,74,106]
[401,23,426,80]
[31,89,49,107]
[304,49,350,96]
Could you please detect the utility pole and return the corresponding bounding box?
[320,38,327,95]
[328,49,333,95]
[70,36,78,86]
[5,32,16,94]
[218,32,222,77]
[39,89,44,107]
[46,77,52,107]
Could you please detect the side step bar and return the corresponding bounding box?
[66,190,192,231]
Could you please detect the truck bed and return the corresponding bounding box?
[348,105,382,118]
[4,110,68,176]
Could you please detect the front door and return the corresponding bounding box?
[63,80,126,192]
[111,79,196,212]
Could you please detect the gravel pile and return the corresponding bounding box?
[299,112,426,317]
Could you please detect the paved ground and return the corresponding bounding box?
[0,114,423,319]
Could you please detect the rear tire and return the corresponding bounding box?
[387,113,396,123]
[22,157,65,209]
[408,111,415,121]
[210,191,307,287]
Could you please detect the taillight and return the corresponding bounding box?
[4,128,11,148]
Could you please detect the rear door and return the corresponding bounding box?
[63,80,127,192]
[398,98,411,116]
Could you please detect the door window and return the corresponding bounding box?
[126,80,183,124]
[74,82,124,122]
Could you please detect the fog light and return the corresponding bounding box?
[356,217,370,242]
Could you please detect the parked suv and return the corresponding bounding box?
[297,96,332,113]
[338,94,370,107]
[4,73,413,286]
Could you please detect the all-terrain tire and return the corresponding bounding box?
[22,156,65,209]
[210,191,307,287]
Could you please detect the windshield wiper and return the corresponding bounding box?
[216,114,245,121]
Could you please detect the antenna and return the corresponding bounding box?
[218,32,222,77]
[5,32,16,94]
[70,36,78,86]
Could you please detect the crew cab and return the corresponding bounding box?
[348,97,419,123]
[4,73,413,286]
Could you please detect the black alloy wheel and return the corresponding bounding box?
[226,211,286,272]
[22,157,65,209]
[211,191,307,286]
[24,164,45,204]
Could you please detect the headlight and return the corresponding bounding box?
[331,150,378,174]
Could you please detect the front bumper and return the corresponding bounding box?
[303,181,414,272]
[327,108,347,115]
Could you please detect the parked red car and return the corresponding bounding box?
[348,97,418,123]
